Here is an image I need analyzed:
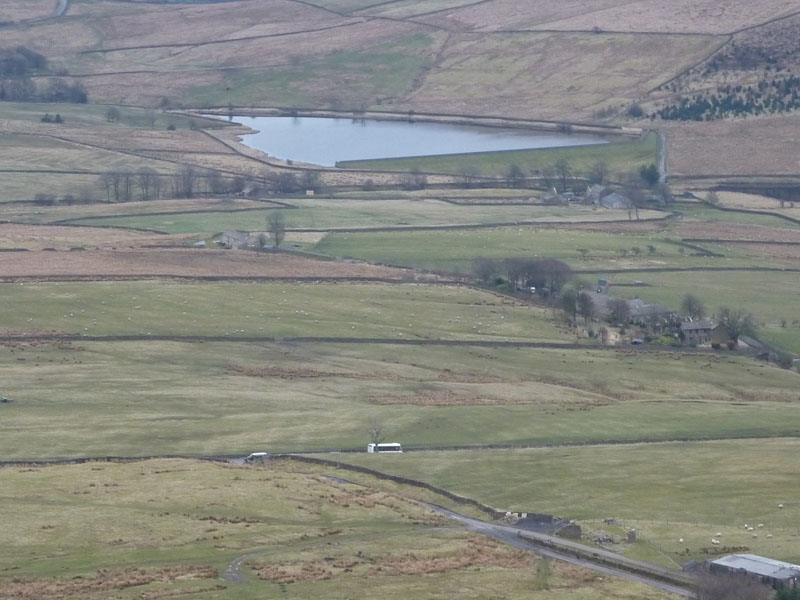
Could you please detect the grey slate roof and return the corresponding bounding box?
[711,554,800,580]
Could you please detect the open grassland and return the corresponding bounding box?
[596,270,800,328]
[661,115,800,177]
[414,0,800,34]
[715,191,800,220]
[339,132,658,177]
[312,224,769,273]
[65,198,664,234]
[334,439,800,566]
[0,280,569,342]
[404,32,722,120]
[1,340,799,459]
[0,102,236,201]
[0,198,273,226]
[521,0,800,34]
[0,0,54,22]
[0,249,409,278]
[673,203,800,230]
[0,458,676,600]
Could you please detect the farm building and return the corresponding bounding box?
[680,319,716,345]
[219,230,260,250]
[709,554,800,589]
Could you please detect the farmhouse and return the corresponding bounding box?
[219,230,260,250]
[709,554,800,589]
[680,319,716,345]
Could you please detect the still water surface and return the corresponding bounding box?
[234,116,607,166]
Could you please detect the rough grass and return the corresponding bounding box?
[338,132,659,177]
[333,438,800,565]
[65,199,663,234]
[0,458,676,600]
[0,280,568,342]
[312,224,764,273]
[593,270,800,326]
[1,340,799,459]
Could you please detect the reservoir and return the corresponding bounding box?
[233,116,608,167]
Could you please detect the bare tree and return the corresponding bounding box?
[266,212,286,248]
[367,416,385,446]
[554,159,572,192]
[560,288,578,325]
[301,170,321,192]
[622,172,645,220]
[578,291,596,325]
[137,167,160,201]
[609,297,631,324]
[472,258,499,285]
[718,307,757,349]
[588,160,609,185]
[681,294,706,320]
[598,326,609,345]
[175,165,197,198]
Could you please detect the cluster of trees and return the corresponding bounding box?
[473,257,574,294]
[0,46,46,76]
[266,170,322,194]
[0,77,87,103]
[95,165,249,203]
[655,75,800,121]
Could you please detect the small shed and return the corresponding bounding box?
[709,554,800,589]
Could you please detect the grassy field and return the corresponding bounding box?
[311,225,768,273]
[334,439,800,566]
[0,458,677,600]
[338,132,659,177]
[0,280,570,342]
[64,199,666,234]
[593,270,800,328]
[1,340,799,459]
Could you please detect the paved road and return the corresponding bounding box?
[422,502,693,597]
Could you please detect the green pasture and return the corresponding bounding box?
[334,439,800,565]
[338,132,658,178]
[760,325,800,355]
[65,199,661,234]
[0,280,569,342]
[1,340,798,459]
[0,459,673,600]
[312,225,763,273]
[595,270,800,328]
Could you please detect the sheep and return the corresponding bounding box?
[679,538,684,543]
[778,503,784,509]
[715,532,722,537]
[752,533,758,538]
[757,524,764,528]
[711,538,720,545]
[767,534,773,539]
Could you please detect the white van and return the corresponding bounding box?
[367,443,403,453]
[244,452,269,463]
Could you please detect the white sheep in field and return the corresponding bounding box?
[767,534,773,539]
[715,532,722,537]
[711,539,721,545]
[758,524,764,528]
[679,538,684,543]
[778,504,784,509]
[752,533,758,538]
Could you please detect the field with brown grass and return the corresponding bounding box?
[0,458,678,600]
[0,0,54,22]
[0,247,411,278]
[660,115,800,177]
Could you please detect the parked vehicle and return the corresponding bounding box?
[367,443,403,453]
[244,451,269,463]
